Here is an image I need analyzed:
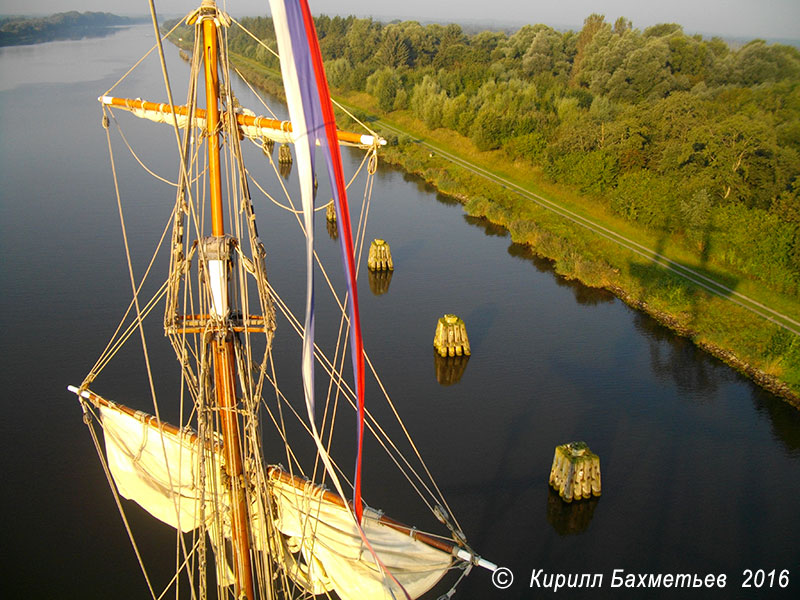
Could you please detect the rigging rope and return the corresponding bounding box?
[81,3,473,597]
[103,18,186,98]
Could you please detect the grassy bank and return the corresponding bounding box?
[224,52,800,406]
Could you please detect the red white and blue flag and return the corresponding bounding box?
[269,5,415,594]
[267,0,366,521]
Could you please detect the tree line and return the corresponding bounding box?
[0,12,135,46]
[222,14,800,296]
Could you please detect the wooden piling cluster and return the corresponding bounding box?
[367,239,394,271]
[433,314,470,358]
[549,442,601,502]
[278,143,292,165]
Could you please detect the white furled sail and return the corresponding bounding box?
[269,473,454,599]
[99,95,382,147]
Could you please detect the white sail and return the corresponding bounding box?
[98,402,236,585]
[270,475,454,600]
[94,397,456,598]
[100,405,227,532]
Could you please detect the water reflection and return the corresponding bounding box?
[545,487,599,536]
[463,214,509,238]
[367,268,392,296]
[752,388,800,456]
[632,312,724,400]
[433,349,470,385]
[401,171,438,196]
[506,242,615,306]
[326,218,338,240]
[433,191,461,207]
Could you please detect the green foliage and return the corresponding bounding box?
[410,75,447,129]
[223,12,800,297]
[366,67,402,111]
[548,150,619,194]
[679,188,713,248]
[504,132,547,162]
[610,170,679,229]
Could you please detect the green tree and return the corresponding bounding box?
[366,67,402,111]
[375,26,411,68]
[679,188,713,249]
[571,13,607,86]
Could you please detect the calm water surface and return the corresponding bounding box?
[1,25,798,599]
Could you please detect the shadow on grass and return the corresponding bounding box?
[627,217,740,332]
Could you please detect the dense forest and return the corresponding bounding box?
[219,14,800,298]
[0,11,135,46]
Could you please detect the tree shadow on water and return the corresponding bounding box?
[751,387,800,456]
[463,214,509,238]
[506,242,616,306]
[632,312,725,401]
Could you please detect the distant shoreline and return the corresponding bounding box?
[0,11,142,47]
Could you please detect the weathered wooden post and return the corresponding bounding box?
[433,314,470,358]
[367,238,394,271]
[548,441,601,502]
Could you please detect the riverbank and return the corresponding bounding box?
[0,12,137,47]
[373,134,800,406]
[213,50,800,407]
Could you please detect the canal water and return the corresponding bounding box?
[1,24,798,599]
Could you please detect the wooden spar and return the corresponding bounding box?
[68,386,205,446]
[203,13,225,238]
[211,334,255,598]
[98,96,384,148]
[201,3,255,598]
[168,314,269,334]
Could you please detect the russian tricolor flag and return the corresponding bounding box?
[267,0,367,522]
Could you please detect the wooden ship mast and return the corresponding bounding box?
[69,2,499,598]
[200,2,255,596]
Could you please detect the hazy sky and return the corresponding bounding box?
[4,0,800,40]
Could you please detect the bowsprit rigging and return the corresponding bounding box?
[68,1,496,598]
